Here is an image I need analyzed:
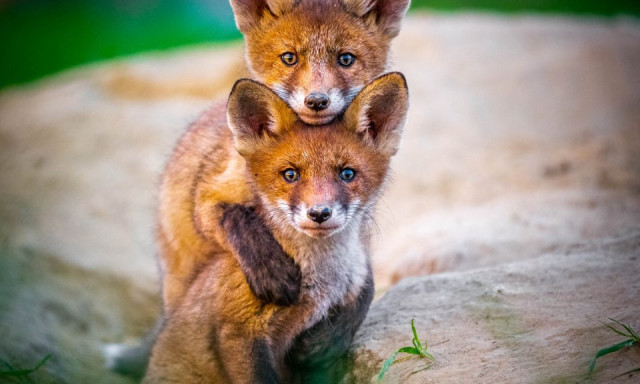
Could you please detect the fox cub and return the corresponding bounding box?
[144,72,409,383]
[159,0,410,314]
[232,0,410,125]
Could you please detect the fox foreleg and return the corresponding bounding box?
[221,203,301,306]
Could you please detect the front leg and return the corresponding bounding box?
[221,203,301,306]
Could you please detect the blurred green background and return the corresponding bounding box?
[1,0,639,90]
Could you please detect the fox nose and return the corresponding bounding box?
[304,92,330,111]
[307,205,332,224]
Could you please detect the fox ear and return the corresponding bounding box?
[343,0,410,38]
[227,79,297,155]
[229,0,294,33]
[344,72,408,156]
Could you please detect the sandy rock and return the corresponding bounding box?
[350,233,640,383]
[383,189,640,285]
[374,14,640,288]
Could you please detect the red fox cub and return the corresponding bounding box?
[232,0,410,125]
[159,0,410,314]
[144,72,409,384]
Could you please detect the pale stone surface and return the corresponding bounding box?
[376,13,640,289]
[0,13,638,383]
[349,233,640,383]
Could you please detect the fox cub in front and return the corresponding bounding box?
[143,72,409,383]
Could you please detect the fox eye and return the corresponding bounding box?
[339,168,356,182]
[281,52,297,66]
[338,53,355,67]
[282,168,299,183]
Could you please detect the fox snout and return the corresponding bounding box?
[293,200,349,238]
[304,92,329,112]
[283,87,352,125]
[307,205,332,223]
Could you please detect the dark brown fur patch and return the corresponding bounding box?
[221,203,302,306]
[252,339,281,383]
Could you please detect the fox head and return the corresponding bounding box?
[230,0,410,125]
[227,72,408,239]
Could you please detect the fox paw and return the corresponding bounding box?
[221,203,301,306]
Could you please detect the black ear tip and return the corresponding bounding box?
[229,78,266,98]
[228,78,287,105]
[377,72,408,91]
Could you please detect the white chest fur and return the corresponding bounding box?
[292,226,369,326]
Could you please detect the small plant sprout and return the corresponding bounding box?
[589,318,639,377]
[378,319,434,380]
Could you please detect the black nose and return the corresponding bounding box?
[304,92,330,111]
[307,205,332,224]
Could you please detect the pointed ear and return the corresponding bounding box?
[227,79,297,156]
[229,0,294,33]
[343,72,408,157]
[343,0,410,38]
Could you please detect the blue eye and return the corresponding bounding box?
[338,53,355,67]
[282,168,299,182]
[281,52,297,66]
[339,168,356,181]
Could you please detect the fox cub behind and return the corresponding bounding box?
[232,0,410,125]
[144,72,409,383]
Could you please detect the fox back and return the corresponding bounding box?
[231,0,410,124]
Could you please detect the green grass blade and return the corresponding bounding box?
[608,318,640,340]
[30,354,50,374]
[0,354,50,377]
[411,319,423,352]
[378,351,399,380]
[612,366,640,379]
[589,340,635,373]
[602,322,632,339]
[397,347,421,355]
[411,365,433,374]
[0,368,35,376]
[379,320,434,380]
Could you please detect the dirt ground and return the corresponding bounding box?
[0,12,639,383]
